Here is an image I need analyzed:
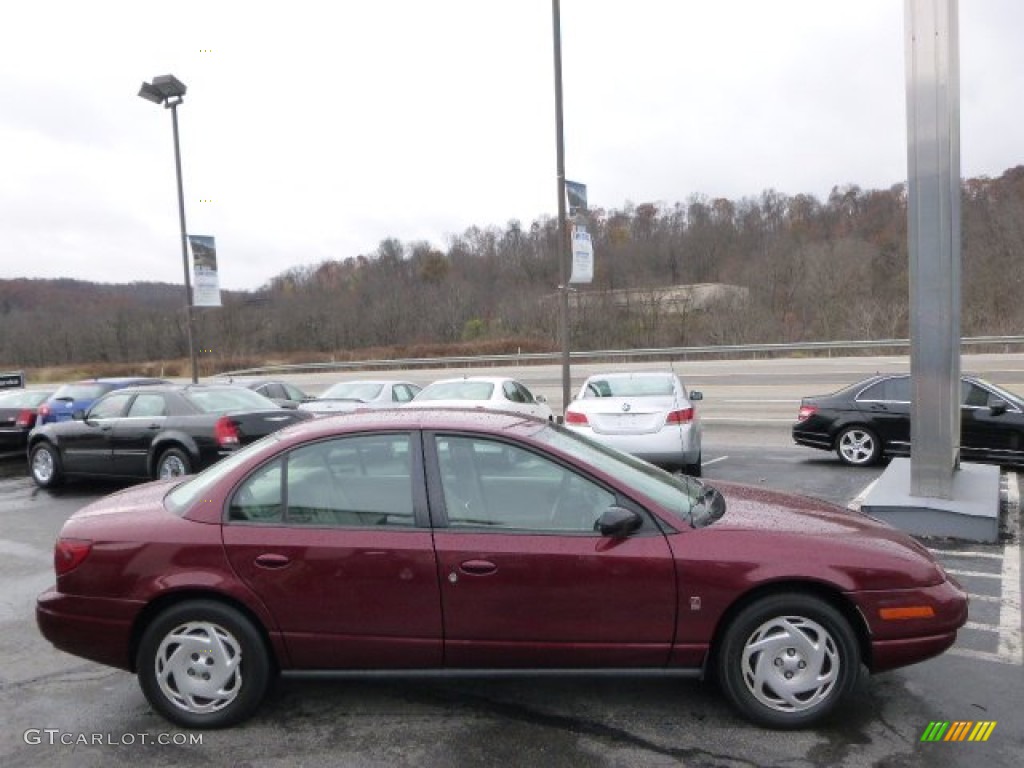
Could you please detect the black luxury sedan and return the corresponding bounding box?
[27,384,312,487]
[793,373,1024,467]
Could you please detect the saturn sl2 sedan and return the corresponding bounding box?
[37,410,967,730]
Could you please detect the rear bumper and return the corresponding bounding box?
[565,425,700,466]
[36,588,143,671]
[792,427,833,451]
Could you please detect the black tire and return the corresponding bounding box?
[30,441,64,488]
[155,447,192,480]
[684,453,702,477]
[136,600,271,729]
[835,426,882,466]
[717,592,861,729]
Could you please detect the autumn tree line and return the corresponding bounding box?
[2,166,1023,374]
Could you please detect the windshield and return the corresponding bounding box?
[321,382,384,401]
[974,378,1024,409]
[184,387,279,413]
[533,423,700,524]
[416,381,494,401]
[165,434,283,515]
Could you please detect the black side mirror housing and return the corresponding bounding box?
[689,391,703,402]
[595,506,642,537]
[990,398,1008,416]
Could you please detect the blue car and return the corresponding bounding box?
[37,377,169,425]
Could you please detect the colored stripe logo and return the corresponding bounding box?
[921,721,997,742]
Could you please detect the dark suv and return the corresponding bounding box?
[37,377,169,425]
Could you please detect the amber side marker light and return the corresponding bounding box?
[880,606,936,620]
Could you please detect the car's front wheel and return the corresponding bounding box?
[30,442,63,488]
[137,600,271,729]
[717,592,861,729]
[835,426,881,466]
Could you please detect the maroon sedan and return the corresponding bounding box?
[37,410,967,730]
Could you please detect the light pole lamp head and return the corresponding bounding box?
[138,75,187,107]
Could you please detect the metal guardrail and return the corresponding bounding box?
[218,335,1024,378]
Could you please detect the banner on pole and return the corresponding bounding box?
[188,235,221,307]
[565,180,588,217]
[569,225,593,284]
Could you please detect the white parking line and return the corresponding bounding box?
[945,569,1002,580]
[927,549,1003,560]
[847,479,879,512]
[701,456,728,468]
[997,475,1022,663]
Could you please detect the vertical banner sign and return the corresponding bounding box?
[188,235,222,307]
[565,180,588,217]
[569,225,594,284]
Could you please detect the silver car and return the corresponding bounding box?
[300,380,421,417]
[563,371,703,475]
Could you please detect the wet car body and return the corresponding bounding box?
[36,410,967,730]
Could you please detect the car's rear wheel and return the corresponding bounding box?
[717,593,860,729]
[835,426,881,466]
[156,447,192,480]
[30,442,63,488]
[137,601,271,729]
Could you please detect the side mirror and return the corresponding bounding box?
[989,398,1008,416]
[689,391,703,401]
[535,394,548,404]
[595,506,642,537]
[72,409,86,421]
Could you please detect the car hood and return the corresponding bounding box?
[698,480,945,589]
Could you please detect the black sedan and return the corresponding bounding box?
[0,388,54,452]
[27,384,312,487]
[793,373,1024,467]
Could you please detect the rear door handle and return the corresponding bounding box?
[254,553,291,569]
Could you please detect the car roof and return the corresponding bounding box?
[82,377,167,384]
[279,407,547,442]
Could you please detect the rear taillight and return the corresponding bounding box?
[215,416,240,447]
[666,408,694,424]
[15,409,35,428]
[55,538,92,576]
[564,410,589,425]
[797,405,818,422]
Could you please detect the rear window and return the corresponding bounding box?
[584,376,675,398]
[322,382,384,401]
[417,381,494,401]
[183,388,279,413]
[0,390,51,407]
[52,383,107,400]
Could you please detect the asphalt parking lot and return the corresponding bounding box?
[1,428,1021,768]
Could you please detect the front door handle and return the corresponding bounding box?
[458,559,497,576]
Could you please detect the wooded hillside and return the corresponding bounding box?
[2,166,1022,374]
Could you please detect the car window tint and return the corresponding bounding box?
[322,382,383,400]
[585,377,674,398]
[53,383,107,400]
[89,392,133,419]
[961,381,990,407]
[859,377,910,402]
[229,458,284,523]
[418,381,494,401]
[284,435,415,527]
[282,383,305,401]
[0,390,51,407]
[514,382,536,403]
[435,435,615,532]
[127,393,167,417]
[502,381,521,402]
[185,388,278,413]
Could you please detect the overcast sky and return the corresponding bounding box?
[1,0,1021,291]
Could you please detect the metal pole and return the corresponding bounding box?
[552,0,571,415]
[169,102,199,384]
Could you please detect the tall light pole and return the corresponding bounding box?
[139,74,199,384]
[552,0,572,415]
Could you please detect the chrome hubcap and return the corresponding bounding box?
[155,621,242,714]
[159,455,187,479]
[32,449,54,482]
[839,431,874,464]
[741,616,839,713]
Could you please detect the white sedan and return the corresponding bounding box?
[300,380,421,417]
[563,371,703,475]
[408,376,553,421]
